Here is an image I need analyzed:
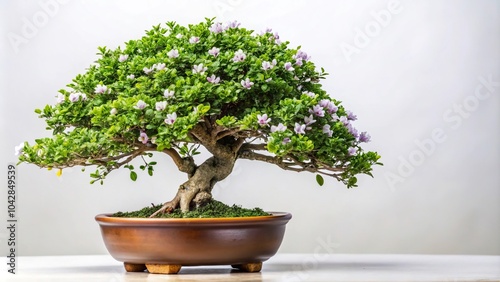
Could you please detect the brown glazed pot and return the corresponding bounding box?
[95,212,292,274]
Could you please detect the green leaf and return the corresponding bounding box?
[316,174,324,186]
[130,171,137,181]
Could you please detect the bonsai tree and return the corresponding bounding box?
[17,19,381,216]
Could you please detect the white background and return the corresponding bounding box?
[0,0,498,256]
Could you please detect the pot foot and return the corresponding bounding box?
[145,263,182,274]
[231,262,262,272]
[124,262,147,272]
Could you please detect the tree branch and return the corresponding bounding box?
[159,147,196,176]
[238,150,345,181]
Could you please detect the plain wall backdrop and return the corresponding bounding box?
[0,0,499,256]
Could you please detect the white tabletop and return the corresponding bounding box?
[2,254,499,281]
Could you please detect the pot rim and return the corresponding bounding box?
[95,212,292,226]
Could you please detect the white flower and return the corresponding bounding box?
[69,93,80,102]
[164,89,175,98]
[208,47,220,57]
[262,61,274,71]
[56,93,65,104]
[241,78,254,89]
[138,131,149,144]
[176,33,183,39]
[110,108,117,115]
[95,84,108,94]
[189,36,200,44]
[155,101,167,111]
[143,67,153,74]
[126,74,135,80]
[207,74,220,84]
[257,114,271,126]
[14,142,24,156]
[134,100,147,110]
[232,49,246,62]
[167,49,179,58]
[153,63,166,71]
[270,123,287,133]
[118,54,129,62]
[164,112,177,125]
[192,63,207,75]
[209,22,224,33]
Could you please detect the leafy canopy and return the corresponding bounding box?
[18,18,381,187]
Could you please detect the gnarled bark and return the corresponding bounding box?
[150,154,236,217]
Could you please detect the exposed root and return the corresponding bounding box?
[149,197,180,218]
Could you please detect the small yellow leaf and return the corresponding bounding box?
[56,169,63,177]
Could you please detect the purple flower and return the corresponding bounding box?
[138,131,149,144]
[322,124,333,137]
[167,49,179,58]
[232,49,246,62]
[262,61,274,71]
[226,20,240,29]
[331,113,339,121]
[14,142,24,156]
[257,114,271,126]
[134,100,147,110]
[164,112,177,125]
[261,27,273,35]
[143,67,153,74]
[319,99,329,107]
[295,58,303,66]
[69,93,80,102]
[155,101,167,111]
[346,110,358,121]
[241,78,254,89]
[304,114,316,125]
[110,108,117,115]
[346,124,359,138]
[207,75,220,84]
[192,63,207,75]
[271,123,287,133]
[310,105,325,117]
[208,47,220,57]
[282,137,291,144]
[94,84,108,94]
[294,123,306,134]
[118,54,129,62]
[164,89,175,99]
[320,100,338,114]
[189,36,200,44]
[209,22,224,33]
[293,50,311,62]
[56,93,65,104]
[284,62,294,72]
[126,74,135,80]
[339,116,349,125]
[347,147,358,156]
[153,63,166,71]
[359,132,371,143]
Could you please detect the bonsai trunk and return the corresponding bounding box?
[150,155,236,217]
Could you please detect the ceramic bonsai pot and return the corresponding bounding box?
[95,212,292,274]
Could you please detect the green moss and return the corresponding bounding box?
[113,200,270,218]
